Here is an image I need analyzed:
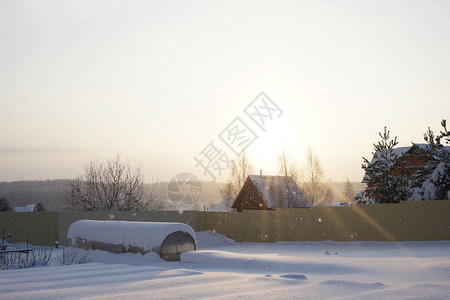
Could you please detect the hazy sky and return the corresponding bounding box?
[1,0,449,183]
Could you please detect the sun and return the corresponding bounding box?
[247,116,299,175]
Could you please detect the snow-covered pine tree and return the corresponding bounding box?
[356,127,407,203]
[410,119,450,200]
[422,162,450,200]
[409,128,439,199]
[436,119,450,145]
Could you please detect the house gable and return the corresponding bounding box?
[231,177,269,212]
[232,175,311,211]
[392,144,429,178]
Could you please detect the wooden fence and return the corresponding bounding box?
[0,201,449,246]
[198,201,450,242]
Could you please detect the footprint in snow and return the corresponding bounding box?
[279,274,308,280]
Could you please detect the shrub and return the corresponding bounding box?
[57,247,92,266]
[0,248,53,270]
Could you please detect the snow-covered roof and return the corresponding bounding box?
[210,198,234,212]
[368,144,450,165]
[67,220,196,252]
[248,175,312,209]
[368,144,425,164]
[362,144,450,182]
[362,146,416,182]
[14,204,36,212]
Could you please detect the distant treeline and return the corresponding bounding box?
[0,180,364,211]
[0,180,69,211]
[0,179,226,211]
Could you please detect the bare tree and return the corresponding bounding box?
[220,152,254,200]
[277,150,301,207]
[141,179,165,211]
[300,148,332,205]
[278,150,299,183]
[219,181,234,201]
[62,155,162,211]
[344,178,354,202]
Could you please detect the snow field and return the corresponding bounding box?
[0,231,449,299]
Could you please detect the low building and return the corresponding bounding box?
[231,175,312,212]
[14,204,36,212]
[210,198,234,212]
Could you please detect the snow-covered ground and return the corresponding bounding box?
[1,231,449,299]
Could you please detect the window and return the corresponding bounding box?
[249,189,254,199]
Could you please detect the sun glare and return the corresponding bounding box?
[248,116,300,175]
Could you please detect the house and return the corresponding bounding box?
[391,144,431,178]
[362,143,450,184]
[231,175,312,212]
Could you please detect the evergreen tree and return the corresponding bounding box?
[34,202,46,212]
[410,119,450,200]
[0,197,12,212]
[356,127,407,203]
[435,119,450,145]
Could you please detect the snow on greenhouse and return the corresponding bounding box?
[67,220,197,261]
